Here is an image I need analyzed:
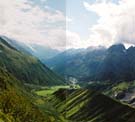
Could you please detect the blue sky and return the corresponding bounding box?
[32,0,100,40]
[66,0,99,40]
[0,0,135,50]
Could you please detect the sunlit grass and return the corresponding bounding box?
[35,85,70,96]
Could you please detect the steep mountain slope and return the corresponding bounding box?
[97,44,135,82]
[1,36,32,55]
[0,37,64,85]
[97,44,130,81]
[52,89,135,122]
[1,36,60,61]
[0,68,52,122]
[127,46,135,80]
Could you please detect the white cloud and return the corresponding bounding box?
[83,0,135,47]
[66,31,82,49]
[41,29,82,50]
[0,0,69,50]
[66,17,72,22]
[4,0,135,50]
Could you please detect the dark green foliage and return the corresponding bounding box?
[0,37,64,85]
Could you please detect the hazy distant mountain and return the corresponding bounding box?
[47,43,135,82]
[1,36,32,55]
[46,46,106,80]
[4,35,135,83]
[28,44,60,62]
[1,36,60,61]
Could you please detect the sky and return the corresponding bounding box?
[0,0,135,50]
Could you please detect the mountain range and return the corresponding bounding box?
[46,44,135,83]
[1,36,135,122]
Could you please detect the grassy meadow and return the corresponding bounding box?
[35,85,70,96]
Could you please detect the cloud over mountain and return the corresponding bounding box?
[0,0,70,50]
[1,0,135,50]
[84,0,135,47]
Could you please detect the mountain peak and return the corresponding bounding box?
[108,44,126,53]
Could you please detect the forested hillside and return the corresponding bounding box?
[0,37,64,85]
